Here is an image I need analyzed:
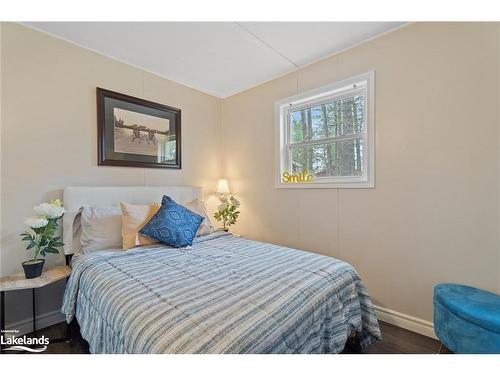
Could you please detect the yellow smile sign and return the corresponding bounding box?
[282,170,315,183]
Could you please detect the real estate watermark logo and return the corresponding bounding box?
[1,330,49,353]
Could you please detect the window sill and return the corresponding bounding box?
[275,181,375,189]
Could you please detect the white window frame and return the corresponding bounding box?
[275,71,375,189]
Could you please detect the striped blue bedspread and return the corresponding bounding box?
[62,232,381,353]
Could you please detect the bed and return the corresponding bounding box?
[61,186,381,354]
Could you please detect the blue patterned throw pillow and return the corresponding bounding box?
[139,196,204,248]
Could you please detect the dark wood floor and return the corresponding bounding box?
[363,321,444,354]
[13,320,444,354]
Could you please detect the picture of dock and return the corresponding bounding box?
[113,107,171,157]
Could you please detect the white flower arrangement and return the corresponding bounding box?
[214,195,241,230]
[20,199,65,261]
[24,216,49,229]
[217,202,228,212]
[34,200,65,219]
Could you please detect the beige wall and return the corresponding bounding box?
[0,23,222,326]
[222,22,500,322]
[1,22,499,329]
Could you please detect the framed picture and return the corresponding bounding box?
[97,88,181,169]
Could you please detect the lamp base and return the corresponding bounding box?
[218,194,229,202]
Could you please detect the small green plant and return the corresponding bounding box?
[214,196,240,230]
[20,199,65,261]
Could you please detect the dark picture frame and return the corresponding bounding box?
[97,88,181,169]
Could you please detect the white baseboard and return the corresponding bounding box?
[374,305,437,339]
[6,309,65,336]
[5,305,436,341]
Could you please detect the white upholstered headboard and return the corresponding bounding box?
[62,186,202,255]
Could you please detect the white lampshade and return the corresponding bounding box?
[215,179,231,195]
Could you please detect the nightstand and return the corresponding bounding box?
[216,228,242,237]
[0,265,72,342]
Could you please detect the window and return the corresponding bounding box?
[275,71,374,188]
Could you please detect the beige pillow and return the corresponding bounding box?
[182,199,214,236]
[120,202,161,250]
[81,206,122,253]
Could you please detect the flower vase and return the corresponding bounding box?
[22,259,45,279]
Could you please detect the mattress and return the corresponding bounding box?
[62,232,381,353]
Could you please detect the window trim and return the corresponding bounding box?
[275,71,375,189]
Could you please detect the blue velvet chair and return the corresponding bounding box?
[434,284,500,354]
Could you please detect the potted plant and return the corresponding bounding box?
[214,196,240,231]
[20,199,65,279]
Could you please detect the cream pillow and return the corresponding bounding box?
[120,202,161,250]
[182,199,214,236]
[80,206,123,253]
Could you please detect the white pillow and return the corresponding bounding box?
[182,199,214,236]
[80,206,123,253]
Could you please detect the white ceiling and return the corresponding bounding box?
[24,22,406,98]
